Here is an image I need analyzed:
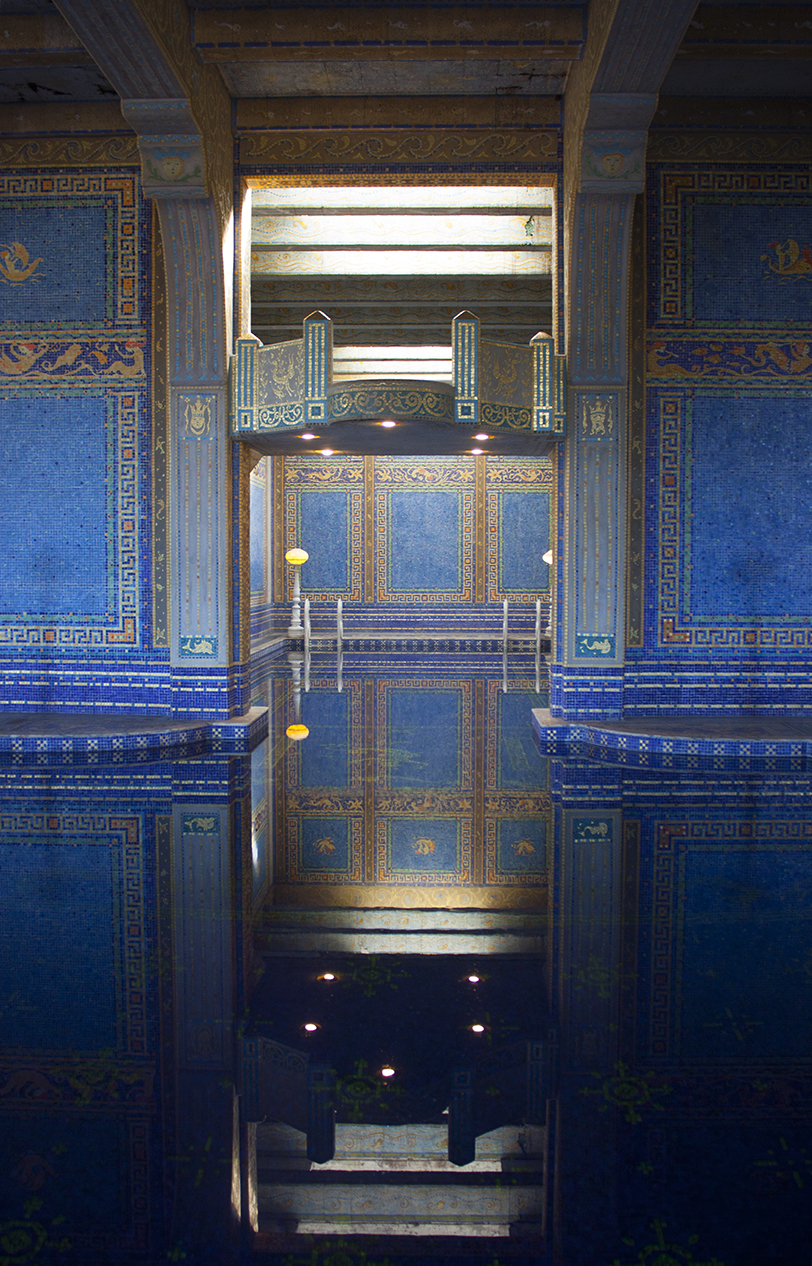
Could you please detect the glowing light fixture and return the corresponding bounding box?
[285,722,309,741]
[474,434,489,441]
[284,548,308,638]
[303,1022,320,1033]
[318,973,336,982]
[301,432,316,440]
[471,448,484,456]
[467,975,481,984]
[380,1066,396,1078]
[320,448,334,456]
[471,1024,485,1034]
[380,420,396,428]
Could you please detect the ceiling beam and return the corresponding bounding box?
[678,5,812,58]
[192,5,586,62]
[0,14,91,66]
[235,95,562,131]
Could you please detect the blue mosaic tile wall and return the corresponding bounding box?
[250,458,273,640]
[269,670,550,896]
[625,163,812,713]
[271,455,552,634]
[0,168,257,717]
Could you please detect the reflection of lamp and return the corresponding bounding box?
[286,650,309,740]
[285,547,308,636]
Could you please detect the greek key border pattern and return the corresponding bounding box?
[0,171,140,327]
[0,811,147,1056]
[375,488,475,604]
[0,392,140,647]
[655,167,812,326]
[285,813,364,884]
[283,486,364,601]
[657,391,812,649]
[650,820,812,1058]
[375,677,473,792]
[375,815,473,886]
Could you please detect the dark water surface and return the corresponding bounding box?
[1,655,811,1264]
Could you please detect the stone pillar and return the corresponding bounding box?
[552,191,634,718]
[155,199,233,691]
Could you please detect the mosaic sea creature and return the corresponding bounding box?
[513,839,535,855]
[0,241,43,284]
[313,837,336,854]
[412,837,436,854]
[762,238,812,279]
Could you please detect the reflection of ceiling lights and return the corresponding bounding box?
[302,432,315,440]
[471,1024,485,1034]
[318,972,336,982]
[303,1022,320,1033]
[467,974,481,984]
[474,433,488,441]
[320,448,334,456]
[380,1066,396,1078]
[471,448,484,455]
[380,420,396,428]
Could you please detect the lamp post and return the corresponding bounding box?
[285,548,309,637]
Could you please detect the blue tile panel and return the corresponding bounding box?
[274,670,549,889]
[636,161,812,712]
[276,454,553,628]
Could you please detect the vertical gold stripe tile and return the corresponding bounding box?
[273,456,285,603]
[473,678,485,884]
[364,678,375,882]
[364,455,375,603]
[475,455,486,604]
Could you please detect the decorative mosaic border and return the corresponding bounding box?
[285,813,364,883]
[283,476,364,602]
[284,677,364,789]
[250,460,268,601]
[651,167,812,327]
[657,391,812,649]
[648,822,812,1059]
[375,816,472,885]
[0,810,147,1054]
[375,488,475,604]
[0,171,140,329]
[0,391,140,648]
[375,677,473,791]
[484,817,549,886]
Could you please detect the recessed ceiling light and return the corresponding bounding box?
[320,449,334,456]
[380,1066,396,1078]
[380,420,396,428]
[301,432,316,440]
[474,433,489,441]
[467,974,481,984]
[470,448,484,455]
[470,1024,485,1033]
[303,1022,320,1032]
[318,973,336,982]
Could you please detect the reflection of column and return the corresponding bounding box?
[553,760,624,1261]
[168,796,240,1260]
[552,194,633,718]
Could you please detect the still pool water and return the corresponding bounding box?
[0,654,810,1264]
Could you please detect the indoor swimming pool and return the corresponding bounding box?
[0,654,810,1264]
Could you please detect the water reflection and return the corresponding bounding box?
[0,657,810,1263]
